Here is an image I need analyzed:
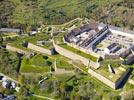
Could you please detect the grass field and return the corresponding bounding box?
[56,59,74,70]
[20,54,53,73]
[53,36,64,44]
[20,53,74,73]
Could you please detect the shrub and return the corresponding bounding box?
[45,61,52,66]
[43,56,48,60]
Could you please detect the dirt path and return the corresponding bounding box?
[0,73,19,84]
[32,94,55,100]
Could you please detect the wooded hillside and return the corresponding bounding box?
[0,0,133,30]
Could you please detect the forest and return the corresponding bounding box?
[0,0,133,30]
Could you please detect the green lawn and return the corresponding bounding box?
[56,59,74,70]
[72,60,88,73]
[101,59,122,68]
[59,44,98,62]
[93,59,127,82]
[55,74,74,82]
[20,53,74,73]
[20,54,54,73]
[53,36,64,44]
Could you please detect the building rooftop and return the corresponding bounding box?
[0,28,20,33]
[99,23,134,35]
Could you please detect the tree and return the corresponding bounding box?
[43,56,48,60]
[78,81,97,99]
[45,61,52,66]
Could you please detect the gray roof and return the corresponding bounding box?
[107,43,117,50]
[99,23,134,34]
[66,23,98,42]
[122,55,134,65]
[3,95,15,100]
[120,49,131,59]
[0,28,20,33]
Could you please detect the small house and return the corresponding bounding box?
[11,82,16,89]
[5,95,16,100]
[2,80,11,88]
[2,77,7,81]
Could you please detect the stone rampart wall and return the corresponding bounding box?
[88,69,116,89]
[54,42,100,68]
[54,43,89,66]
[27,43,52,55]
[66,42,100,58]
[6,44,27,54]
[88,68,131,89]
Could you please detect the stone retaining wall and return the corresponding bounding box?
[88,68,116,89]
[88,68,131,89]
[66,42,100,58]
[53,42,100,69]
[27,43,52,55]
[6,44,27,54]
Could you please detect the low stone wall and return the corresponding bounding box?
[88,69,116,89]
[27,43,52,55]
[6,44,27,54]
[54,42,100,68]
